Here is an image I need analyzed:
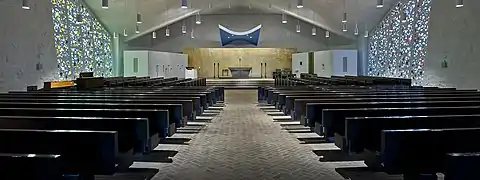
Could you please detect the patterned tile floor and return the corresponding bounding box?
[132,90,367,180]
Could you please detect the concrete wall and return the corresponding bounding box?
[128,14,354,53]
[424,0,480,89]
[314,51,333,77]
[332,50,358,76]
[292,53,309,78]
[124,51,149,77]
[148,51,188,78]
[0,0,57,92]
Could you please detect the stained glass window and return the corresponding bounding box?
[51,0,113,80]
[368,0,432,85]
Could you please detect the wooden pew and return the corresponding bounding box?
[0,97,196,124]
[0,153,63,180]
[344,115,480,153]
[0,108,168,147]
[319,106,480,139]
[0,129,118,179]
[294,94,480,124]
[0,116,149,155]
[381,128,480,179]
[444,152,480,180]
[0,101,182,130]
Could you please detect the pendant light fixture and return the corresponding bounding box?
[342,22,348,32]
[281,13,287,24]
[135,25,140,34]
[364,24,369,38]
[342,0,347,23]
[166,26,170,37]
[325,31,330,38]
[123,28,128,37]
[354,24,359,36]
[376,0,384,8]
[401,10,407,23]
[297,0,304,8]
[22,0,30,10]
[195,13,202,25]
[456,0,464,8]
[137,13,143,24]
[296,20,301,33]
[353,0,358,36]
[182,20,187,34]
[181,0,188,8]
[102,0,109,9]
[312,27,317,36]
[152,31,157,39]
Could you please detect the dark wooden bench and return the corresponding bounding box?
[0,129,118,179]
[319,106,480,138]
[0,116,149,155]
[307,101,480,135]
[444,152,480,180]
[0,108,168,146]
[294,94,480,124]
[381,128,480,179]
[0,153,63,180]
[344,114,480,153]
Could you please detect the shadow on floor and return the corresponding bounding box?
[313,150,366,162]
[161,137,191,145]
[287,129,313,133]
[297,137,328,144]
[96,168,159,180]
[335,167,403,180]
[133,150,179,163]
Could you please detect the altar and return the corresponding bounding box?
[228,67,252,79]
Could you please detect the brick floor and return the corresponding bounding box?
[133,90,365,180]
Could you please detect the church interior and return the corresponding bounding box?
[0,0,479,179]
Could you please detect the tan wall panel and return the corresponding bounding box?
[184,48,296,78]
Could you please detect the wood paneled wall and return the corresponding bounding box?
[184,48,296,78]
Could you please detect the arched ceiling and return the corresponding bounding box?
[83,0,400,42]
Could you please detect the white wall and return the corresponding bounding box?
[314,51,333,77]
[148,51,188,78]
[332,50,358,76]
[424,0,480,89]
[292,53,309,77]
[124,51,149,77]
[0,0,57,92]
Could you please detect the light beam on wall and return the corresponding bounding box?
[102,0,109,9]
[325,31,330,38]
[152,31,157,39]
[123,28,128,37]
[456,0,464,8]
[364,30,369,38]
[181,0,188,8]
[22,0,30,10]
[166,26,170,37]
[312,27,316,36]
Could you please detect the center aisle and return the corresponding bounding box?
[143,90,353,180]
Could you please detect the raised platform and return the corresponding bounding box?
[206,79,274,89]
